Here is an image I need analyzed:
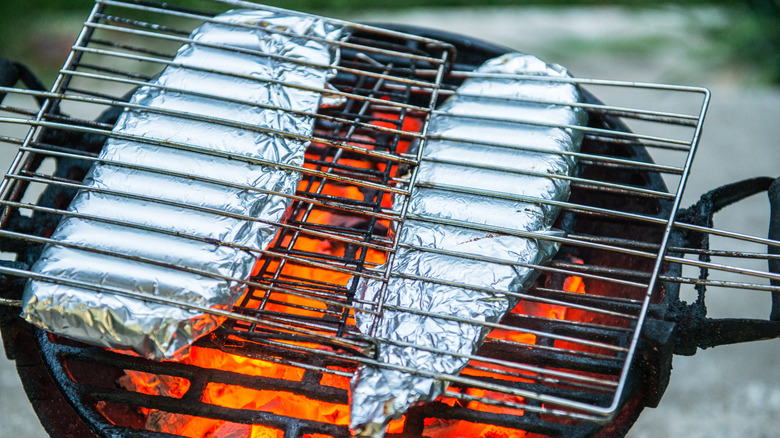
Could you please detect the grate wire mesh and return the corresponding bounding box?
[0,1,736,436]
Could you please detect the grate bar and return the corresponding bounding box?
[395,242,648,289]
[5,172,396,266]
[393,272,638,320]
[421,134,685,175]
[411,181,671,226]
[98,0,448,65]
[68,44,431,114]
[17,145,401,223]
[660,275,780,293]
[432,88,700,127]
[379,303,629,353]
[247,331,621,392]
[230,330,618,418]
[669,247,780,260]
[433,110,693,147]
[674,221,780,248]
[0,116,413,193]
[0,264,371,351]
[406,212,660,260]
[83,21,441,91]
[16,83,424,140]
[439,389,603,423]
[0,228,377,319]
[665,255,780,283]
[420,155,674,199]
[0,297,21,307]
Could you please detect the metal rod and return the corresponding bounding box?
[393,272,638,320]
[368,49,450,337]
[397,242,649,289]
[665,255,780,283]
[0,297,21,308]
[98,0,448,65]
[19,145,400,223]
[379,303,628,353]
[432,110,693,147]
[0,1,105,215]
[440,388,607,422]
[603,86,711,417]
[411,181,671,227]
[0,117,412,195]
[0,264,370,351]
[0,85,423,141]
[674,221,780,249]
[69,44,430,114]
[445,69,712,94]
[433,88,700,126]
[422,134,685,175]
[405,212,660,261]
[82,22,440,90]
[667,247,780,261]
[659,275,780,293]
[420,155,674,199]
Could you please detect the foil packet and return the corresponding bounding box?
[351,53,588,436]
[21,10,346,359]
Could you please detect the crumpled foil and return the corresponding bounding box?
[21,10,346,360]
[350,53,588,437]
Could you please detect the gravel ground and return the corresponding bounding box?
[1,5,779,437]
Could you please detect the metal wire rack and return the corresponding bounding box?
[1,1,760,435]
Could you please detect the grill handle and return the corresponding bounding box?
[768,177,780,321]
[670,177,780,354]
[0,57,47,107]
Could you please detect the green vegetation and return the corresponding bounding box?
[0,0,777,86]
[709,2,780,83]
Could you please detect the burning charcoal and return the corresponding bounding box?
[351,53,587,436]
[20,10,347,359]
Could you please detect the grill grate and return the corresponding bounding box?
[0,0,736,436]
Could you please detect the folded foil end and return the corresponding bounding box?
[21,280,227,359]
[350,367,444,438]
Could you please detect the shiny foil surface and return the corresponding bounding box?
[21,10,346,359]
[351,53,588,437]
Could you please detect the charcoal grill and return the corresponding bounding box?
[0,1,779,437]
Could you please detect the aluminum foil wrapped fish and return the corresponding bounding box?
[351,53,588,436]
[21,10,346,359]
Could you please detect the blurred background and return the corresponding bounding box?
[1,0,779,437]
[1,0,778,87]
